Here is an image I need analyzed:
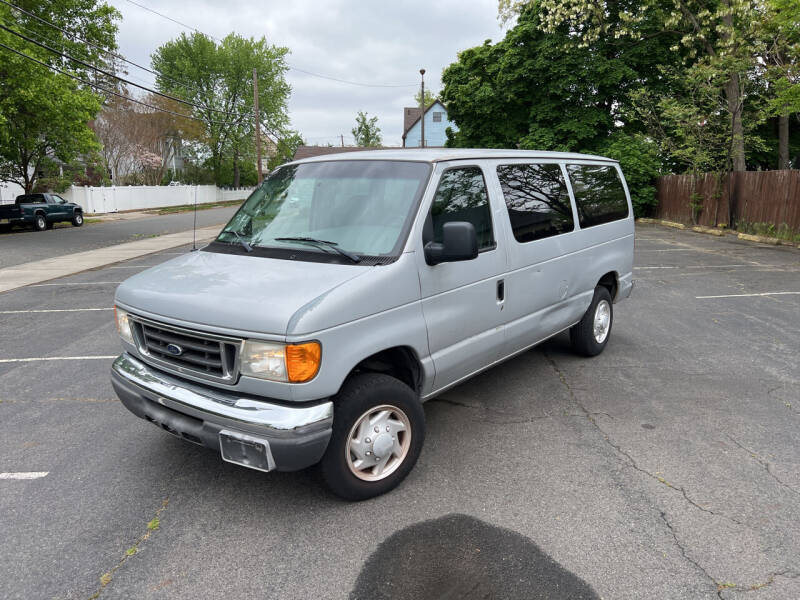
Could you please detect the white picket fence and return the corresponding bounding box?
[61,185,254,214]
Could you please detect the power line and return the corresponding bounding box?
[0,40,236,126]
[121,0,418,88]
[0,22,256,124]
[0,0,241,108]
[2,0,288,142]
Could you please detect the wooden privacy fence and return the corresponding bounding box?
[655,170,800,231]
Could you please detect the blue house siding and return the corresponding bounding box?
[403,101,457,147]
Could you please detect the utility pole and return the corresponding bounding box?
[419,69,426,148]
[253,68,263,184]
[340,134,344,147]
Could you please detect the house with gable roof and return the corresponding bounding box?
[401,100,457,148]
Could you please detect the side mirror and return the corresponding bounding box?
[424,221,479,265]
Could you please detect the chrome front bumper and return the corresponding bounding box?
[111,353,333,472]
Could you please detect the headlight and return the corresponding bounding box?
[115,306,134,344]
[241,340,321,383]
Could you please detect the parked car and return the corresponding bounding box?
[0,193,84,231]
[110,149,634,500]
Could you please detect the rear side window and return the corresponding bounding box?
[15,194,45,204]
[497,163,574,242]
[567,164,629,228]
[430,166,495,250]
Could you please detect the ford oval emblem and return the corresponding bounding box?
[166,343,183,356]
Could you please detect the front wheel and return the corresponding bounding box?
[570,286,613,357]
[321,373,425,501]
[72,212,84,227]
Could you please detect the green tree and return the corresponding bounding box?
[762,0,800,168]
[352,111,382,146]
[152,32,290,186]
[267,131,305,170]
[414,89,436,109]
[0,0,119,192]
[528,0,765,172]
[441,4,677,151]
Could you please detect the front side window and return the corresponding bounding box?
[429,166,495,250]
[497,163,574,242]
[567,164,629,228]
[217,160,430,259]
[432,112,443,123]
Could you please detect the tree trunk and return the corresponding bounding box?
[724,74,746,172]
[778,113,789,170]
[233,148,240,188]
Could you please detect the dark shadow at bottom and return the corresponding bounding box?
[350,513,599,600]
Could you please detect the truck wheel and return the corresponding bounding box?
[570,286,613,357]
[33,213,47,231]
[72,212,84,227]
[321,373,425,501]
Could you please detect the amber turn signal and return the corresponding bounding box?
[285,341,321,383]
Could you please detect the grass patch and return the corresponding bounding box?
[737,221,800,242]
[88,498,169,599]
[151,199,243,215]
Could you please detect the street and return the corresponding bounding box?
[0,206,239,269]
[0,224,798,599]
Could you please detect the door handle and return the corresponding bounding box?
[497,279,505,303]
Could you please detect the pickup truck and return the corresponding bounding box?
[0,193,84,231]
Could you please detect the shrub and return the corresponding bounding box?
[597,133,662,217]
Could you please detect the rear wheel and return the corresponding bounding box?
[321,373,425,500]
[72,212,84,227]
[570,286,613,357]
[33,213,47,232]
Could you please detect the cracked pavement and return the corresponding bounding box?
[0,224,798,598]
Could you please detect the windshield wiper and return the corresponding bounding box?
[274,237,361,263]
[226,229,252,253]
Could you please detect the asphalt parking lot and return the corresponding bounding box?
[0,205,238,269]
[1,224,798,599]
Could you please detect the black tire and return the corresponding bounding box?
[321,373,425,501]
[570,286,613,357]
[32,213,47,231]
[72,212,84,227]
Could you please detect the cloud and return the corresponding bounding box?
[108,0,503,146]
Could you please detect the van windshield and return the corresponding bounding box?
[217,160,431,259]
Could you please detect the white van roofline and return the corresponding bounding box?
[288,148,618,166]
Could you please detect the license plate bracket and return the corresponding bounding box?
[218,429,276,472]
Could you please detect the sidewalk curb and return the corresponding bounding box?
[0,225,222,294]
[637,219,799,248]
[737,232,781,245]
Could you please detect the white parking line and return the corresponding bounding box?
[0,356,116,363]
[0,472,49,480]
[28,282,122,287]
[0,308,112,314]
[696,291,800,299]
[636,264,749,270]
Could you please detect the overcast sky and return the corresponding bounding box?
[106,0,507,147]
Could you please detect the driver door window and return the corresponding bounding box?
[427,167,495,251]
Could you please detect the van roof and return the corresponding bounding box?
[288,148,617,165]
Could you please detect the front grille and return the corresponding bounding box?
[130,316,240,384]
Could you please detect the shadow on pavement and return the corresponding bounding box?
[350,513,599,599]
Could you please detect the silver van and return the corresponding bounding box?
[111,149,634,499]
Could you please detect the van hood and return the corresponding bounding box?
[114,250,368,336]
